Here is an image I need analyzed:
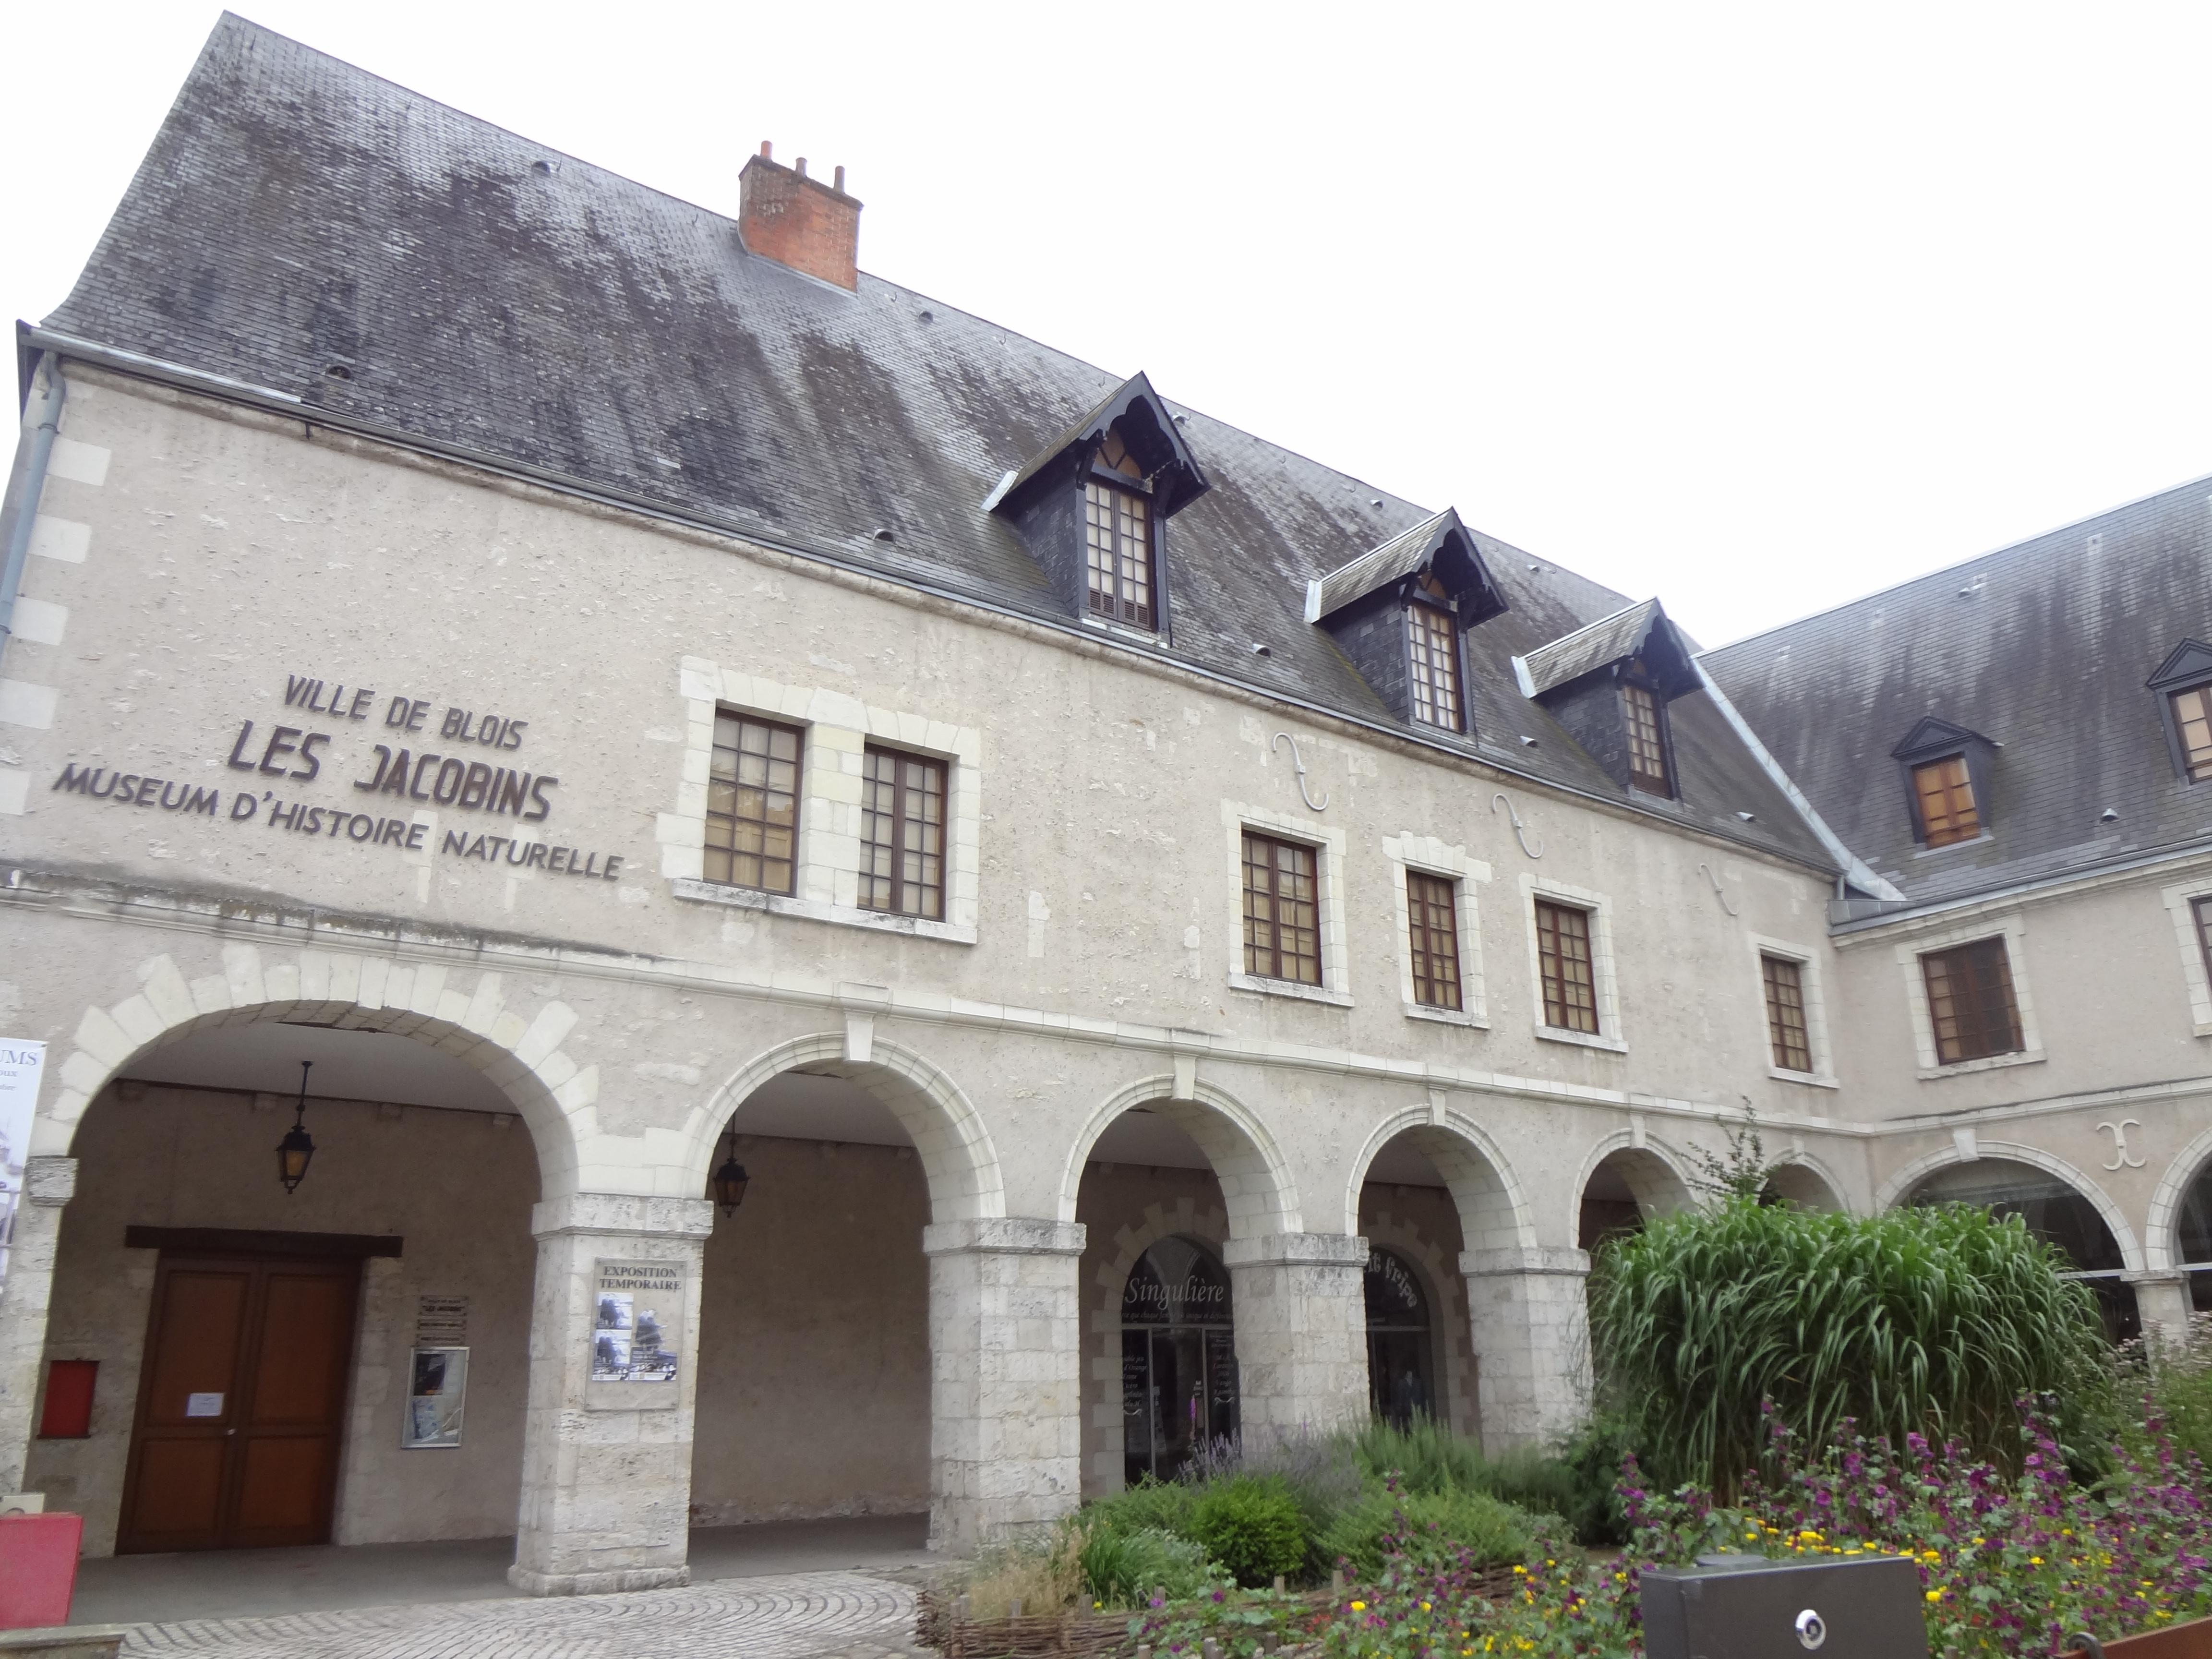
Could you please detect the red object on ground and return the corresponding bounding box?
[37,1359,97,1439]
[0,1512,82,1630]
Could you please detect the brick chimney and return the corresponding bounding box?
[737,142,862,292]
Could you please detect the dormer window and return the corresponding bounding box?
[1084,427,1154,628]
[2171,681,2212,781]
[1621,671,1672,795]
[1406,576,1463,731]
[1911,754,1981,846]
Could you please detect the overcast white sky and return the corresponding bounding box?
[9,2,2212,648]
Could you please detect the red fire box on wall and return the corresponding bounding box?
[37,1360,96,1439]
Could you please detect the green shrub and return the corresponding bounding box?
[1316,1486,1537,1582]
[1080,1477,1198,1543]
[1350,1417,1487,1496]
[1187,1475,1309,1587]
[1077,1524,1216,1609]
[1589,1196,2110,1497]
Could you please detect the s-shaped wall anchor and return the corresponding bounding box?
[1490,792,1542,858]
[1696,862,1740,917]
[1270,732,1330,811]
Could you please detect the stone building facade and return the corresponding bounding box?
[0,15,2207,1594]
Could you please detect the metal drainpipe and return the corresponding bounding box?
[0,350,65,661]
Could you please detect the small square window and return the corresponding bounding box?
[1622,682,1671,795]
[1406,604,1463,731]
[860,746,947,920]
[2174,684,2212,782]
[1406,870,1462,1010]
[1761,954,1813,1072]
[1242,831,1322,986]
[1535,899,1599,1034]
[1921,937,2021,1064]
[704,710,801,895]
[1911,754,1981,847]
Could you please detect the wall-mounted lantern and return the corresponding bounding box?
[710,1142,750,1216]
[277,1059,316,1194]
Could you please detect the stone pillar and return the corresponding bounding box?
[1461,1245,1591,1454]
[2130,1271,2195,1348]
[0,1157,74,1497]
[923,1217,1085,1555]
[510,1192,713,1596]
[1223,1233,1369,1444]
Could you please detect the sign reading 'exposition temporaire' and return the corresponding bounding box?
[0,1040,48,1293]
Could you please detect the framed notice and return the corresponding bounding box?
[589,1259,683,1391]
[402,1346,469,1448]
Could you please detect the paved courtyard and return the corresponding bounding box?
[115,1570,924,1659]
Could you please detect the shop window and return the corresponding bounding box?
[1406,596,1463,732]
[1084,428,1155,629]
[1406,870,1462,1011]
[859,746,947,920]
[1911,754,1981,847]
[1920,937,2021,1064]
[1365,1250,1435,1430]
[1535,899,1599,1034]
[705,709,801,895]
[1242,831,1322,986]
[1121,1236,1236,1484]
[1761,953,1813,1072]
[1907,1159,2136,1340]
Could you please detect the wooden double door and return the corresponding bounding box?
[119,1251,360,1553]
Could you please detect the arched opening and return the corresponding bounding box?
[688,1066,934,1538]
[1760,1160,1844,1212]
[1576,1147,1691,1254]
[2174,1158,2212,1311]
[1119,1235,1236,1483]
[1906,1159,2139,1340]
[23,1014,545,1559]
[1364,1247,1436,1429]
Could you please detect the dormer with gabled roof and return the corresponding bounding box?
[1890,716,1998,849]
[1512,599,1699,797]
[1304,509,1507,734]
[2150,638,2212,784]
[984,373,1209,637]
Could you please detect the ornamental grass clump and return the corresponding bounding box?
[1589,1196,2107,1496]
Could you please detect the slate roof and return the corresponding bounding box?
[1310,509,1462,620]
[1703,473,2212,908]
[32,14,1834,871]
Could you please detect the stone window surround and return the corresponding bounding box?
[1223,799,1352,1007]
[1381,832,1491,1029]
[1517,873,1626,1053]
[2159,877,2212,1038]
[661,658,981,944]
[1892,911,2045,1079]
[1744,932,1838,1088]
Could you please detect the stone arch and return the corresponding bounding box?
[1342,1104,1535,1252]
[1763,1152,1848,1212]
[1874,1140,2145,1272]
[1356,1205,1477,1439]
[1058,1074,1299,1238]
[681,1030,1004,1225]
[2146,1119,2212,1272]
[1567,1130,1695,1242]
[39,944,588,1198]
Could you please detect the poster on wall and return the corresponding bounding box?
[403,1346,469,1448]
[0,1041,48,1294]
[590,1260,682,1384]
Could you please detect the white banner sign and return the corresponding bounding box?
[0,1040,48,1291]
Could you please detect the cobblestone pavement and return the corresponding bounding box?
[119,1569,924,1659]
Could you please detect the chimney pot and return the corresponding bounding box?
[738,145,863,292]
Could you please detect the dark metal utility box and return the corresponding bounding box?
[1641,1555,1929,1659]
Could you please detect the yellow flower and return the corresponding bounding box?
[1350,1601,1366,1612]
[1799,1530,1822,1541]
[2029,1558,2043,1567]
[1421,1603,1432,1612]
[1926,1590,1944,1603]
[1513,1566,1528,1576]
[1093,1601,1102,1611]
